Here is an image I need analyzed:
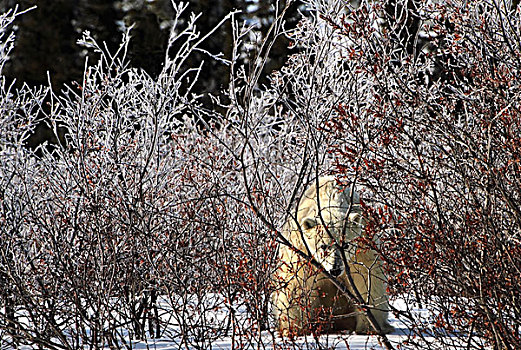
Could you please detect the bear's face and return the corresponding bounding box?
[299,209,363,277]
[296,177,363,277]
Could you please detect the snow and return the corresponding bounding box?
[5,296,489,350]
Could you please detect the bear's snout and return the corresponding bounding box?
[330,265,344,277]
[330,250,345,277]
[317,244,345,277]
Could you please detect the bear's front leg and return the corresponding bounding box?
[349,253,394,335]
[355,307,395,334]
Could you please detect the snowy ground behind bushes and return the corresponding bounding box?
[5,295,489,350]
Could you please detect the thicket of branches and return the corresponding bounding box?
[0,2,316,348]
[1,0,520,349]
[324,1,521,348]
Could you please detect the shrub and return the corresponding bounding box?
[323,1,521,348]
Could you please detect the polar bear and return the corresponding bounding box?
[272,176,393,336]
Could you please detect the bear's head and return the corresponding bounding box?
[295,177,363,277]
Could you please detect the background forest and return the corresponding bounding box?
[1,1,521,350]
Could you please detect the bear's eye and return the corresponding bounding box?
[348,212,363,226]
[301,218,317,230]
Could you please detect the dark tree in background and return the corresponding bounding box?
[0,0,82,89]
[0,0,302,95]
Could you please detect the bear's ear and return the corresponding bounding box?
[348,212,365,226]
[301,217,317,230]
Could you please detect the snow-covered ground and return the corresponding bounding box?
[123,316,479,350]
[6,296,488,350]
[105,298,487,350]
